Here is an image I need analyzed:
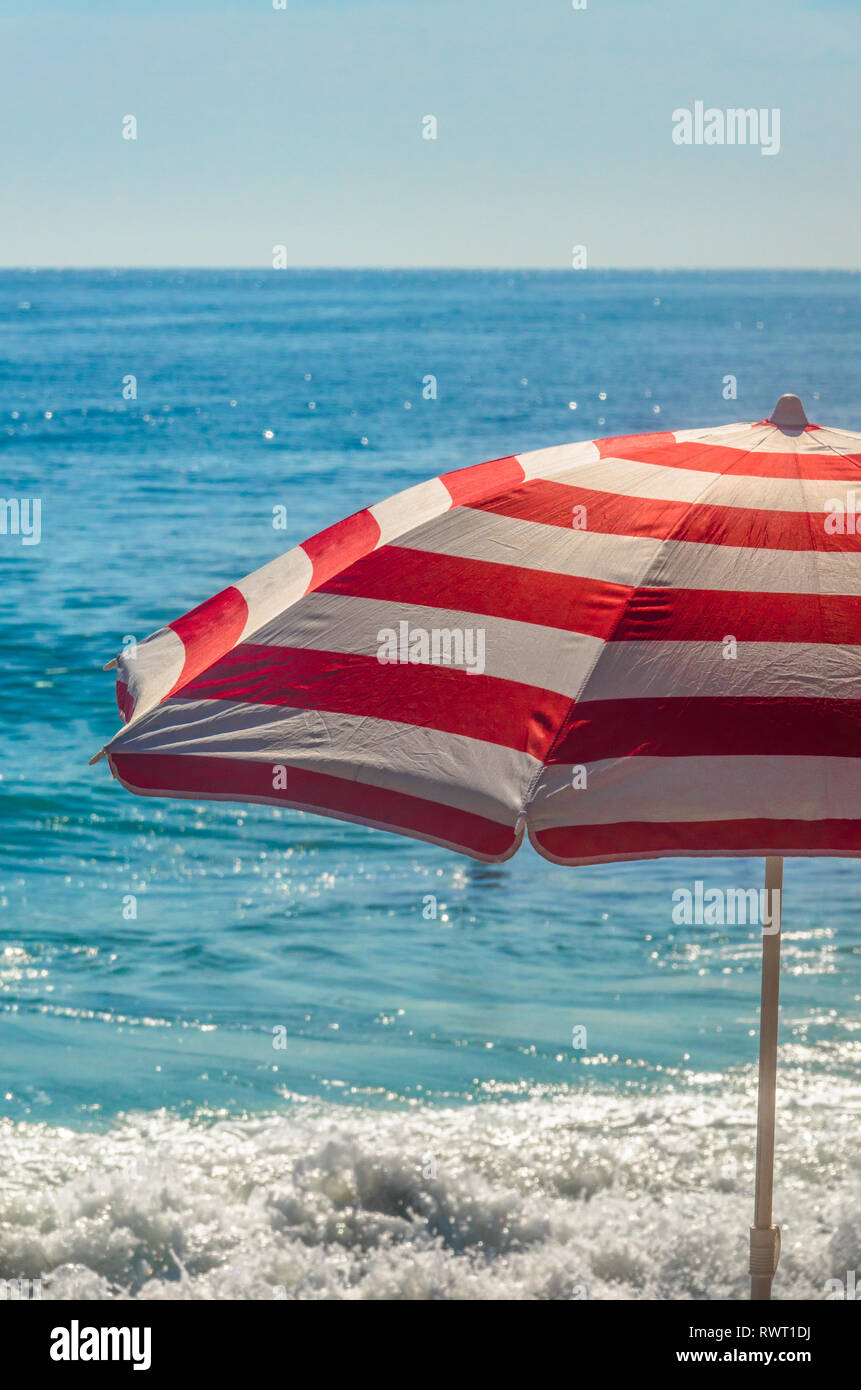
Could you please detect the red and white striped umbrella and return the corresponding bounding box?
[94,393,861,1300]
[97,394,861,869]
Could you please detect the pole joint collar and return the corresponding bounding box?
[749,1225,781,1276]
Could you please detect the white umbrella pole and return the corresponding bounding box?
[749,855,783,1301]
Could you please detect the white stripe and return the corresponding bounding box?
[249,591,602,696]
[106,698,536,825]
[396,506,861,595]
[579,640,861,702]
[530,755,861,827]
[397,507,661,587]
[370,477,453,544]
[515,439,600,479]
[648,537,861,595]
[546,456,861,512]
[673,422,861,455]
[237,545,313,641]
[116,626,186,727]
[672,423,765,446]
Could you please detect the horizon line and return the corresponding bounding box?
[1,264,860,274]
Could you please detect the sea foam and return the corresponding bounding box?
[2,1061,859,1301]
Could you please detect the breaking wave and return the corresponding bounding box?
[3,1058,860,1301]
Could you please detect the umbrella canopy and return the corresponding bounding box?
[97,394,861,868]
[94,394,861,1301]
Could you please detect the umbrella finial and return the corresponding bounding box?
[769,394,809,428]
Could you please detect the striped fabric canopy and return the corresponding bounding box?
[100,405,861,865]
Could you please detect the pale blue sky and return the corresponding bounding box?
[1,0,859,267]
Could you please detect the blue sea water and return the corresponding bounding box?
[1,269,860,1300]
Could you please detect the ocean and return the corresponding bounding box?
[1,268,860,1300]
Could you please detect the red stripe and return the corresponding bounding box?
[301,509,381,592]
[472,480,861,552]
[318,545,861,645]
[548,697,861,764]
[757,420,822,432]
[596,436,861,480]
[168,586,248,696]
[298,458,521,596]
[596,431,677,454]
[177,644,568,757]
[613,587,861,644]
[318,545,632,639]
[440,455,525,506]
[109,752,518,859]
[534,818,861,863]
[116,680,134,724]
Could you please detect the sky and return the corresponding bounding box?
[1,0,859,268]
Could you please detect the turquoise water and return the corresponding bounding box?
[1,270,860,1299]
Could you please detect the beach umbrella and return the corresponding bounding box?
[93,393,861,1301]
